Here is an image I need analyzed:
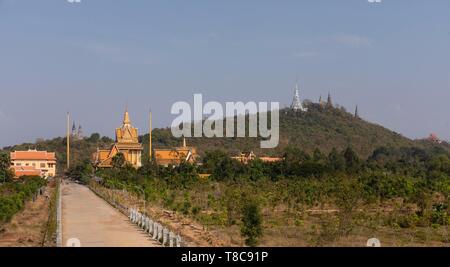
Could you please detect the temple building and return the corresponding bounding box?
[154,138,198,167]
[232,151,283,164]
[93,110,143,168]
[10,149,56,178]
[291,83,308,112]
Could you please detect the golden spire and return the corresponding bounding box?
[123,108,131,125]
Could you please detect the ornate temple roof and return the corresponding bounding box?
[115,109,140,144]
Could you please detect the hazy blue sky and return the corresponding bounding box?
[1,0,450,147]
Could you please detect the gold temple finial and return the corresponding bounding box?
[123,108,131,125]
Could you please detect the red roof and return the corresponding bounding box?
[10,150,56,161]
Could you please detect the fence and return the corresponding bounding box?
[129,208,183,247]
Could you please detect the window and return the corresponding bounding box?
[40,163,46,168]
[16,163,22,166]
[25,163,29,166]
[32,163,36,167]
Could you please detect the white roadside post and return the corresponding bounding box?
[162,228,168,246]
[152,222,158,239]
[149,219,153,235]
[157,224,163,242]
[169,232,174,247]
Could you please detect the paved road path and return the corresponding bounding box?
[61,181,160,247]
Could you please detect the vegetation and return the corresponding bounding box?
[79,143,450,246]
[241,201,263,247]
[0,176,47,224]
[2,104,450,246]
[0,152,14,183]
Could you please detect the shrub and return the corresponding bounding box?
[240,201,263,247]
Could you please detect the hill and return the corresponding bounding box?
[140,103,449,159]
[2,103,449,171]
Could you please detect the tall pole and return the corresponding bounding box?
[149,110,152,161]
[66,112,70,170]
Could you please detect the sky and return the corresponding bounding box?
[0,0,450,147]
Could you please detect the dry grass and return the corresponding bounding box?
[0,185,55,247]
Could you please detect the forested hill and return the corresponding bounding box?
[140,104,450,159]
[2,103,449,170]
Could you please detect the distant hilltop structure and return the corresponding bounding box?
[426,133,443,144]
[326,92,333,109]
[71,122,84,140]
[288,85,362,121]
[290,83,308,112]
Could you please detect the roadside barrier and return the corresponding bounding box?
[129,208,182,247]
[89,184,184,247]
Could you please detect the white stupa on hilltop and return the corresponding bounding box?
[291,83,308,112]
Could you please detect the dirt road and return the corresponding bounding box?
[61,181,160,247]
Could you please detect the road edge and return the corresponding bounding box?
[56,177,62,247]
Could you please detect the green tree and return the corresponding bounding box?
[0,152,13,183]
[88,133,101,143]
[328,148,345,171]
[241,201,263,247]
[343,147,360,171]
[334,177,361,236]
[112,153,126,169]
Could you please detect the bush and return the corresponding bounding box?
[431,203,448,226]
[0,176,46,224]
[241,201,263,247]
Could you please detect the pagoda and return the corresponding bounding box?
[291,83,307,112]
[93,109,143,168]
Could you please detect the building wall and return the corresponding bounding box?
[11,159,56,177]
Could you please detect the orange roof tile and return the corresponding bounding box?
[11,150,56,161]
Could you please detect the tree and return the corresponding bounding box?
[112,153,126,169]
[343,147,360,171]
[0,152,13,183]
[334,177,361,236]
[202,150,242,181]
[241,201,263,247]
[283,146,310,176]
[88,133,101,143]
[328,148,345,171]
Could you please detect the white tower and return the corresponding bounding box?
[291,83,307,112]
